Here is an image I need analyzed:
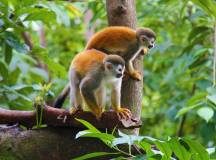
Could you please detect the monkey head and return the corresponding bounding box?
[103,55,125,79]
[136,27,156,55]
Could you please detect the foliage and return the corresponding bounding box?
[74,119,215,160]
[0,0,216,158]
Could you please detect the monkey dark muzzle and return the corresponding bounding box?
[148,45,153,49]
[116,73,123,78]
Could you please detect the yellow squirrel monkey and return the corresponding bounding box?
[68,49,131,119]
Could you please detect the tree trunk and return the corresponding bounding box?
[106,0,143,135]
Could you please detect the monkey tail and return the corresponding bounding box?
[53,84,70,108]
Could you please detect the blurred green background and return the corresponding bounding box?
[0,0,215,152]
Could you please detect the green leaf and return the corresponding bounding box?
[191,0,216,17]
[176,102,203,118]
[0,60,8,79]
[169,138,191,160]
[138,141,154,155]
[24,8,56,24]
[32,47,67,79]
[73,152,119,160]
[197,107,214,122]
[75,118,100,133]
[206,147,215,155]
[112,130,144,146]
[188,26,211,42]
[3,32,29,54]
[182,138,210,160]
[154,140,172,159]
[3,42,12,64]
[75,130,115,142]
[207,95,216,105]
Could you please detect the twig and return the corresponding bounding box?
[213,20,216,86]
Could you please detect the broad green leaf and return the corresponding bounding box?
[24,8,56,24]
[75,130,115,142]
[182,138,210,160]
[3,32,29,54]
[169,138,191,160]
[188,26,211,42]
[112,130,144,146]
[207,95,216,105]
[75,118,100,133]
[191,0,216,17]
[138,141,154,155]
[154,140,172,159]
[206,147,215,155]
[0,60,8,79]
[66,4,82,17]
[176,102,203,118]
[197,107,214,122]
[3,42,12,64]
[73,152,119,160]
[186,92,206,106]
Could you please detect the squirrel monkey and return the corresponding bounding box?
[53,26,156,108]
[68,49,131,120]
[85,26,156,81]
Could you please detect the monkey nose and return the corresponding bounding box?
[116,73,122,78]
[148,45,153,49]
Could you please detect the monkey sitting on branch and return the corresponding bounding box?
[54,26,156,108]
[68,49,132,120]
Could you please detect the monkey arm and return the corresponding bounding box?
[125,48,143,81]
[111,79,132,119]
[80,77,103,119]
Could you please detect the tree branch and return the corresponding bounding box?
[0,105,141,129]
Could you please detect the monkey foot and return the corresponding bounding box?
[69,107,83,115]
[115,107,132,120]
[130,70,142,81]
[93,107,104,120]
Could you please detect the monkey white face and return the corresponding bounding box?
[104,62,125,79]
[140,35,155,49]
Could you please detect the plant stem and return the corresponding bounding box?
[213,20,216,86]
[114,146,134,157]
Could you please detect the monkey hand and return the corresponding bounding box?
[115,107,132,120]
[130,70,142,81]
[69,107,83,115]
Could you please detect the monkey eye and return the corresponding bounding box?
[140,35,148,42]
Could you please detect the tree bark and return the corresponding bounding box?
[0,127,117,160]
[106,0,143,135]
[0,126,142,160]
[0,105,141,129]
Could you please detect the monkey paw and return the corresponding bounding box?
[69,107,83,115]
[131,70,142,81]
[116,107,132,120]
[93,107,104,120]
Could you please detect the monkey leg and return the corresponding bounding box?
[69,69,83,114]
[80,77,103,120]
[111,79,132,120]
